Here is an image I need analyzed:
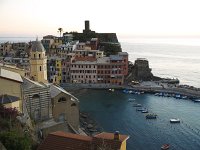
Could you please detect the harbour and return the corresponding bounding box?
[77,89,200,150]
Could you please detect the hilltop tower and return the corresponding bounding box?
[30,38,47,83]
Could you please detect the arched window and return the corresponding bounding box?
[39,54,41,58]
[40,66,42,71]
[32,94,40,99]
[58,97,67,102]
[71,103,76,107]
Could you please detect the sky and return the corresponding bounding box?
[1,0,200,39]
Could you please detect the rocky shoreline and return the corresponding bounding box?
[79,112,103,136]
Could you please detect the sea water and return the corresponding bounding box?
[120,37,200,88]
[78,90,200,150]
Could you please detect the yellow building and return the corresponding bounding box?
[55,59,62,84]
[0,68,23,111]
[30,38,47,83]
[50,84,79,130]
[0,94,20,111]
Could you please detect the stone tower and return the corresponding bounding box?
[30,38,47,83]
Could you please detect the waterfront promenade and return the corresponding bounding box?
[61,81,200,99]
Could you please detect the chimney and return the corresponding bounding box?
[114,131,120,140]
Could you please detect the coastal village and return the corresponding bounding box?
[1,21,200,150]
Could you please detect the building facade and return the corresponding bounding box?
[30,38,47,83]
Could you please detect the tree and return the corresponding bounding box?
[57,28,63,37]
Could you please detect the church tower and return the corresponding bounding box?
[30,38,47,83]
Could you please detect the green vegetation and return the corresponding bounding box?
[99,42,122,56]
[0,104,33,150]
[0,131,32,150]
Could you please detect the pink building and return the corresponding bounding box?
[70,56,97,83]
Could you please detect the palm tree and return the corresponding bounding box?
[57,28,63,37]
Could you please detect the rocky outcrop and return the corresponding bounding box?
[126,58,160,82]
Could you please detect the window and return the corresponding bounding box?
[32,94,40,99]
[71,103,76,106]
[39,54,41,58]
[40,66,42,71]
[58,97,67,102]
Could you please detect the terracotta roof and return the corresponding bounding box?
[38,131,92,150]
[38,131,129,150]
[93,132,129,150]
[94,132,129,142]
[74,56,97,62]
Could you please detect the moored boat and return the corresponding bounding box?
[136,108,146,111]
[128,98,135,102]
[161,144,170,150]
[194,99,200,102]
[109,89,114,92]
[142,109,148,113]
[170,118,180,123]
[133,104,142,107]
[146,114,157,119]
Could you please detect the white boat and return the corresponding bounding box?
[170,118,180,123]
[194,99,200,102]
[133,104,142,107]
[109,89,114,92]
[128,98,135,102]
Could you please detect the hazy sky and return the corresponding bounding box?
[1,0,200,38]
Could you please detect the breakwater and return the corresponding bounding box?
[62,81,200,99]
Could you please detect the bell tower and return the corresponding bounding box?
[30,38,47,83]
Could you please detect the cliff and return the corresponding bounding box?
[72,32,122,56]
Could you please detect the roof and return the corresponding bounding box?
[78,42,86,46]
[22,77,45,89]
[38,131,129,150]
[118,52,128,56]
[97,57,110,64]
[31,38,45,52]
[94,132,129,142]
[49,84,78,102]
[91,38,98,41]
[38,131,92,150]
[0,94,19,104]
[0,68,23,83]
[74,56,97,62]
[110,55,123,61]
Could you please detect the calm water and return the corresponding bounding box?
[121,42,200,88]
[78,90,200,150]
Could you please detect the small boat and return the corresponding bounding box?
[161,144,170,150]
[133,104,142,107]
[170,118,180,123]
[136,108,146,111]
[109,89,114,92]
[128,98,135,102]
[194,99,200,102]
[146,114,157,119]
[141,109,148,113]
[182,96,187,99]
[175,94,181,99]
[154,93,159,96]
